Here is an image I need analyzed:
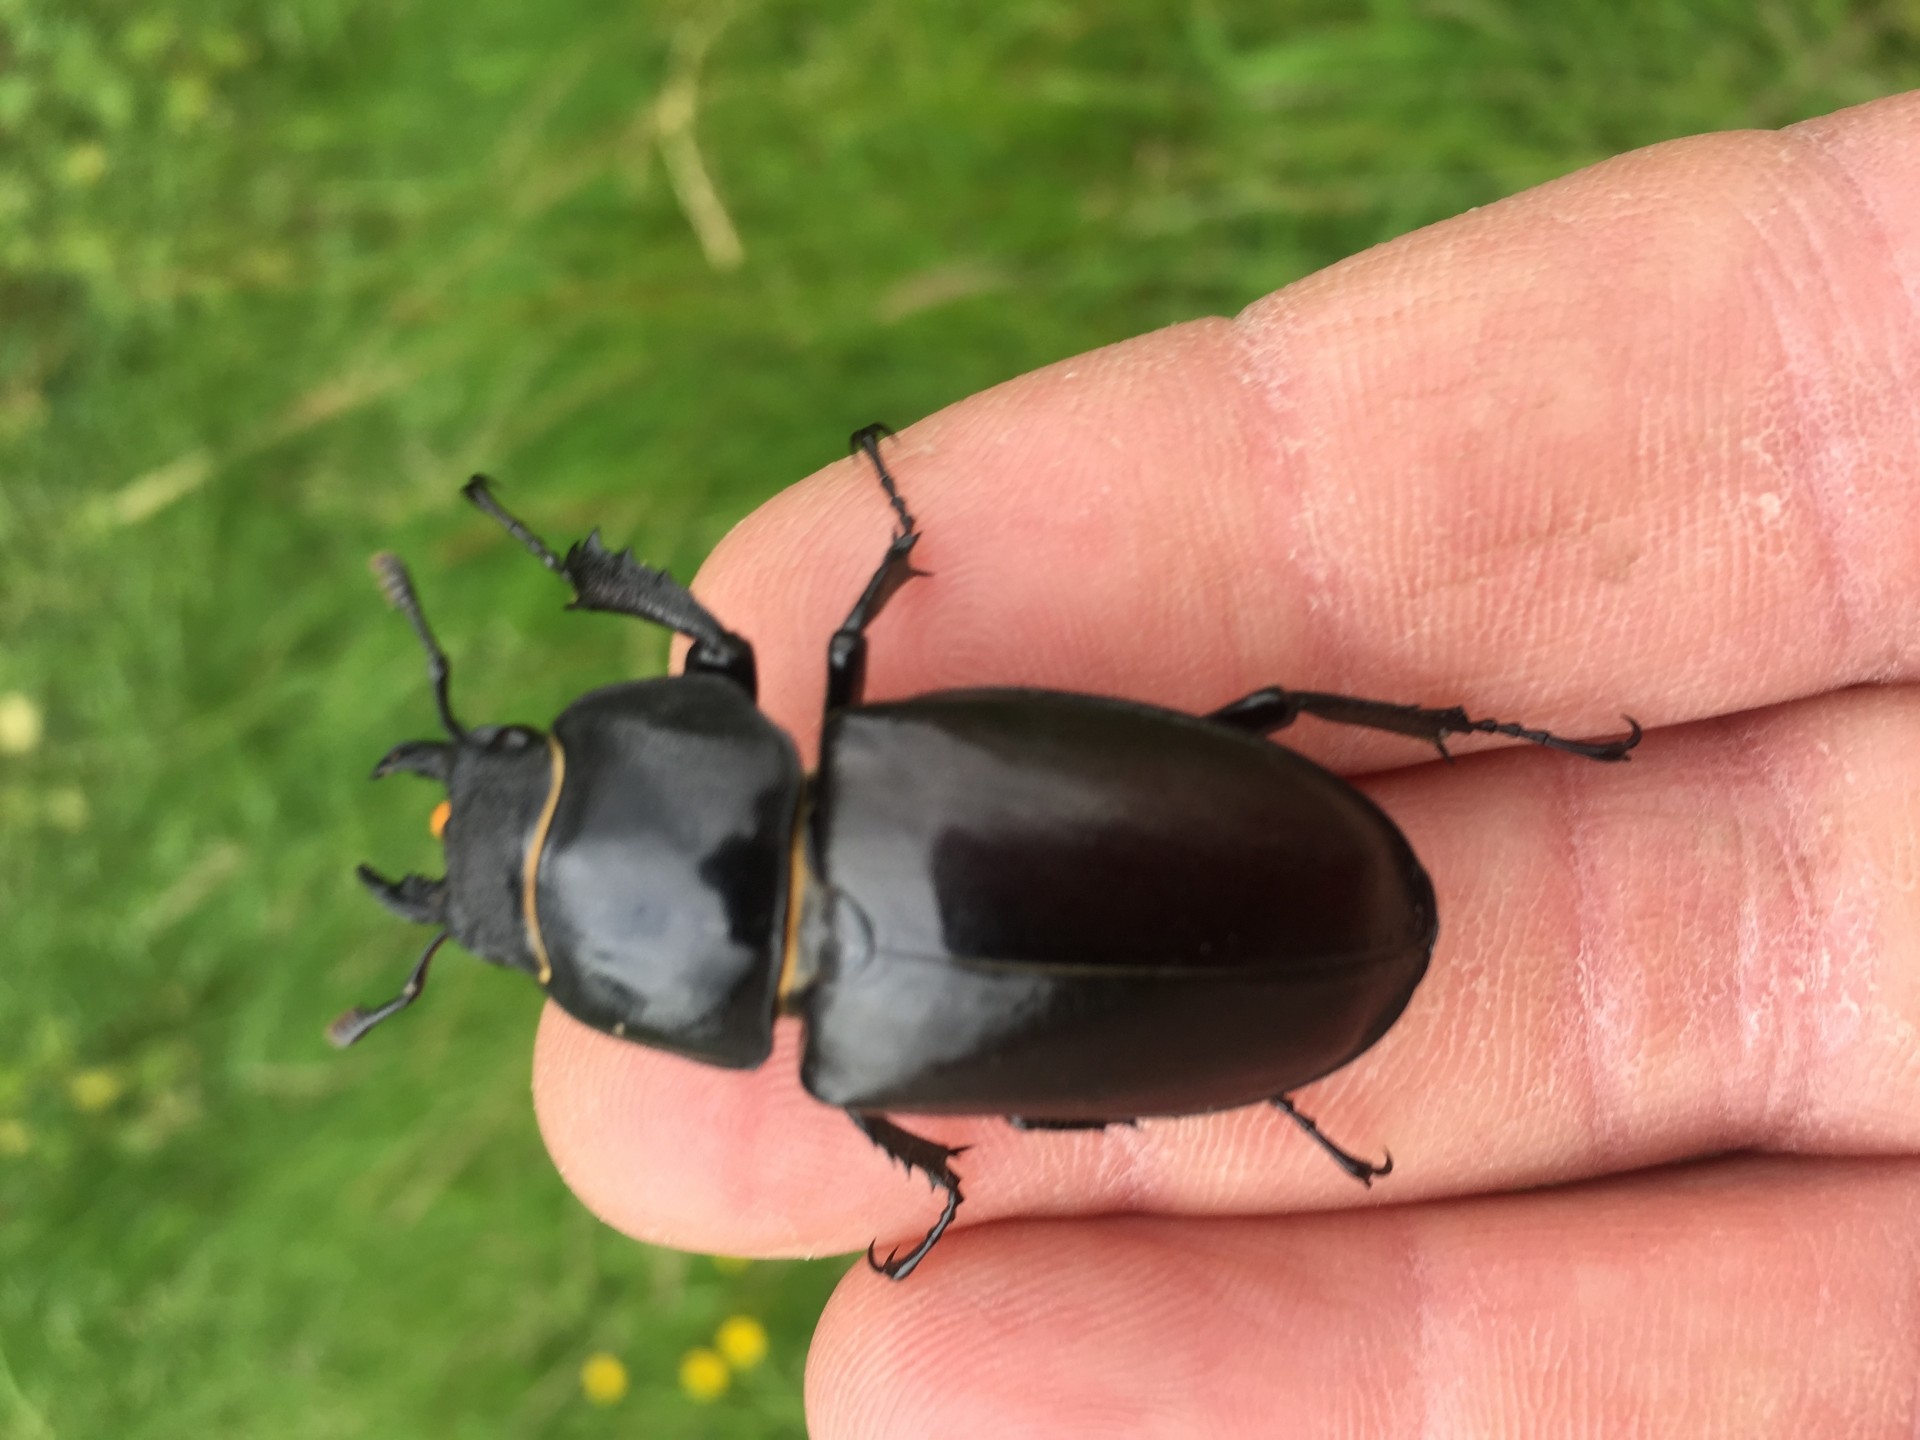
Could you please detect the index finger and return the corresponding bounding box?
[695,95,1920,762]
[534,92,1920,1261]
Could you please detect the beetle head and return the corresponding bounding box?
[332,555,555,1047]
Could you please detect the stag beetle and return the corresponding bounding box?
[337,425,1639,1278]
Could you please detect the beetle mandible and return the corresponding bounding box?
[335,425,1640,1279]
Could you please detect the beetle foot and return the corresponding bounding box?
[848,1112,966,1281]
[1208,687,1644,765]
[1272,1094,1393,1186]
[848,422,916,539]
[1005,1116,1127,1131]
[864,1182,961,1281]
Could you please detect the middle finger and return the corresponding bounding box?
[533,682,1920,1258]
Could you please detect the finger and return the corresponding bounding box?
[686,92,1920,769]
[537,92,1920,1256]
[534,683,1920,1257]
[806,1155,1920,1440]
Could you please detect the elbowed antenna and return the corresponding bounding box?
[328,930,450,1047]
[371,552,464,741]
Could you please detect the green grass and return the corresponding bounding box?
[1,1,1914,1435]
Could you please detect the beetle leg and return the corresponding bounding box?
[355,863,449,927]
[825,426,926,712]
[848,1111,966,1281]
[462,477,759,696]
[1209,687,1642,763]
[1272,1095,1392,1186]
[371,739,453,783]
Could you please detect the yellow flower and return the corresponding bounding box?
[678,1347,730,1402]
[714,1315,767,1370]
[0,693,42,755]
[709,1253,752,1276]
[68,1067,125,1113]
[578,1352,628,1406]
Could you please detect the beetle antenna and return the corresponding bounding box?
[371,553,465,741]
[328,930,450,1047]
[463,477,565,574]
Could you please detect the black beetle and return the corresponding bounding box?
[337,425,1639,1279]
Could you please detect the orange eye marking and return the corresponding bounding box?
[429,799,451,840]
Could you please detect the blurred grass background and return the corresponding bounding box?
[1,1,1915,1435]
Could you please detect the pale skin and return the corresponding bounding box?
[532,92,1920,1437]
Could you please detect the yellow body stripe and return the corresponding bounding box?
[776,812,812,1010]
[521,736,565,987]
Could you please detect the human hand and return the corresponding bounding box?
[535,91,1920,1437]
